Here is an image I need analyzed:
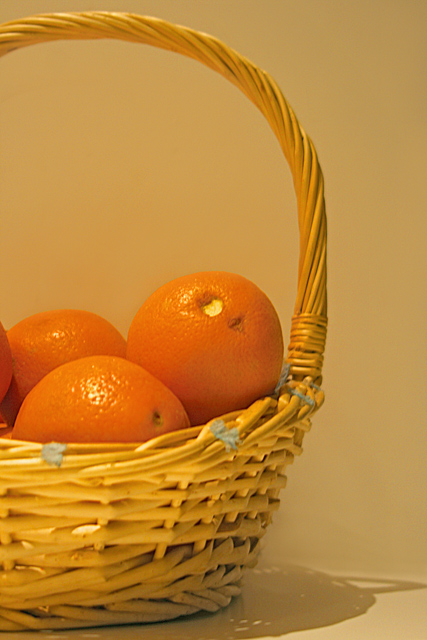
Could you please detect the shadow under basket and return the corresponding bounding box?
[0,11,328,632]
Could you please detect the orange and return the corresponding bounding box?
[0,309,127,426]
[0,321,13,404]
[12,355,190,443]
[126,271,284,425]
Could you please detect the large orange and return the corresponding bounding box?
[12,355,190,443]
[0,321,13,404]
[1,309,127,426]
[126,271,284,425]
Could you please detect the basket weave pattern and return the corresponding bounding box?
[0,12,327,631]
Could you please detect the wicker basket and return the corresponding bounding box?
[0,12,327,632]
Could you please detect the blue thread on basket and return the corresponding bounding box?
[41,442,67,467]
[274,362,291,395]
[290,389,315,407]
[210,419,241,451]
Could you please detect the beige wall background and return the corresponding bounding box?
[1,1,426,581]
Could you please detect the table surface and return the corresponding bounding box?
[1,554,425,640]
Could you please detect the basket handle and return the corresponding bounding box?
[0,11,327,383]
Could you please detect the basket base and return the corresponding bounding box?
[0,576,241,632]
[0,536,262,632]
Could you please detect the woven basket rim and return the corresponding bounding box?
[0,379,324,466]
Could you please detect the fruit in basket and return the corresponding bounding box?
[0,309,127,426]
[127,271,284,425]
[0,321,13,404]
[11,355,190,443]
